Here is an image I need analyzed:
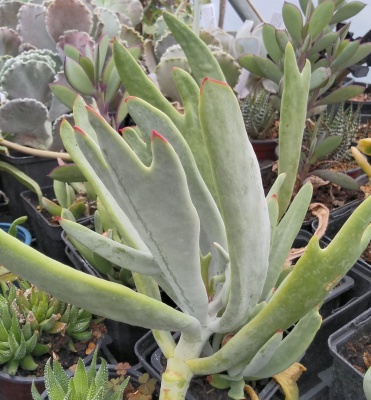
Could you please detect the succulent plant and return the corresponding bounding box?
[0,49,69,150]
[1,0,143,51]
[50,34,136,131]
[294,103,364,190]
[316,103,361,163]
[1,12,371,400]
[239,0,371,116]
[0,278,94,375]
[0,291,50,376]
[240,88,277,140]
[1,278,90,376]
[0,0,144,151]
[31,348,130,400]
[143,13,266,102]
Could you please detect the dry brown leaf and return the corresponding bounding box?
[273,362,307,400]
[309,202,329,240]
[244,384,259,400]
[306,175,329,190]
[287,247,306,262]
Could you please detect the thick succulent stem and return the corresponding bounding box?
[160,357,194,400]
[0,140,71,161]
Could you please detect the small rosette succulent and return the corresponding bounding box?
[0,279,93,375]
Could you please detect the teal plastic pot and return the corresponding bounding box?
[0,223,32,245]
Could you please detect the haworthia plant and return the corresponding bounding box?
[1,13,371,400]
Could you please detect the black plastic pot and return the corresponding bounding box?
[64,246,149,365]
[344,82,371,123]
[0,190,11,223]
[135,331,282,400]
[20,186,89,264]
[328,308,371,399]
[251,138,278,162]
[0,152,57,219]
[298,261,371,398]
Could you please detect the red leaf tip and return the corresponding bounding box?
[55,216,63,222]
[152,130,168,143]
[73,126,87,136]
[125,96,136,103]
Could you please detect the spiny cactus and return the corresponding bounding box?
[0,279,93,375]
[240,89,277,140]
[31,349,130,400]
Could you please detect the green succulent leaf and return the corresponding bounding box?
[49,83,78,110]
[315,84,365,106]
[307,1,335,39]
[331,40,360,71]
[0,162,43,208]
[262,24,283,64]
[330,1,366,24]
[282,3,303,43]
[64,57,96,96]
[48,164,86,183]
[311,135,342,161]
[238,54,283,84]
[310,170,360,190]
[162,12,225,85]
[309,31,339,55]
